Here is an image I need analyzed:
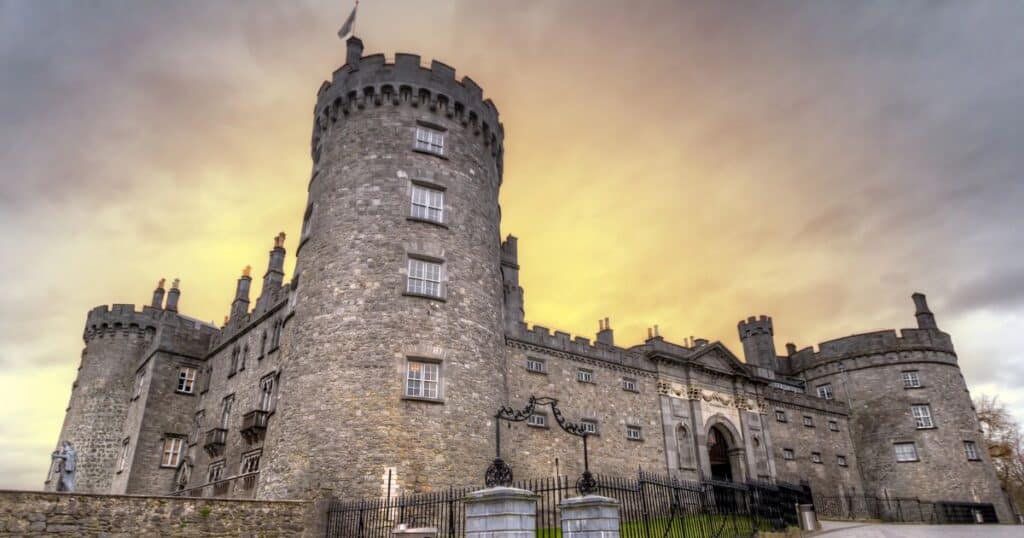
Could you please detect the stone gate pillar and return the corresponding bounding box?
[560,495,620,538]
[465,487,537,537]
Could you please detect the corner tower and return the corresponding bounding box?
[738,315,778,376]
[259,38,507,498]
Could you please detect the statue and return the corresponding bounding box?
[50,441,77,492]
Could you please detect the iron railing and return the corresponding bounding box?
[326,471,812,538]
[813,494,999,524]
[170,471,260,499]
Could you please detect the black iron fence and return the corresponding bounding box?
[326,472,812,538]
[813,494,999,524]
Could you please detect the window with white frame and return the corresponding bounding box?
[161,437,185,467]
[118,438,130,472]
[405,360,440,399]
[911,404,934,428]
[241,450,261,474]
[190,411,204,445]
[414,125,445,156]
[828,419,839,432]
[527,413,546,428]
[902,370,921,388]
[220,395,234,429]
[407,258,443,298]
[622,377,638,392]
[208,461,225,483]
[259,373,278,412]
[811,452,822,464]
[965,440,981,461]
[894,442,919,462]
[410,184,444,223]
[783,448,794,460]
[581,420,598,435]
[803,416,814,428]
[177,367,197,394]
[577,369,594,384]
[133,370,145,399]
[526,358,546,373]
[816,384,834,400]
[626,425,642,441]
[837,455,848,467]
[775,410,787,422]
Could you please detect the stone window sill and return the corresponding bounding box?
[526,369,548,375]
[175,390,195,396]
[402,395,445,405]
[896,459,920,463]
[403,291,447,303]
[904,386,925,390]
[627,437,644,442]
[916,426,937,430]
[412,147,449,160]
[406,216,448,229]
[527,423,549,429]
[159,464,178,469]
[623,388,640,394]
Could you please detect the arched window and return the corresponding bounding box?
[677,424,694,469]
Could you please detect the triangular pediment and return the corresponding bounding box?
[688,343,748,374]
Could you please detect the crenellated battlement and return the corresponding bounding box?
[312,39,503,169]
[83,304,162,343]
[506,322,653,373]
[785,328,956,373]
[763,385,850,416]
[738,315,773,337]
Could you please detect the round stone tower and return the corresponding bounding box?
[795,294,1011,521]
[259,37,507,499]
[49,302,160,493]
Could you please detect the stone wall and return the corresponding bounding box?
[0,490,317,537]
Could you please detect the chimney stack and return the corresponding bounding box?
[231,266,252,321]
[596,317,614,346]
[346,36,364,69]
[912,292,938,330]
[262,232,287,296]
[165,279,181,312]
[151,278,166,309]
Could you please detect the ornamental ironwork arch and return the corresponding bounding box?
[485,396,598,495]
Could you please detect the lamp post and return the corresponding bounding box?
[485,396,598,495]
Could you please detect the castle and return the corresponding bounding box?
[48,37,1012,522]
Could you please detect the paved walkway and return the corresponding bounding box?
[813,519,1024,537]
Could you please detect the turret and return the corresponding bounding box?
[164,279,181,312]
[596,317,614,346]
[151,278,166,309]
[346,36,363,68]
[738,315,777,373]
[912,292,937,330]
[230,267,252,320]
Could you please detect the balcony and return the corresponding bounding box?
[203,428,227,457]
[240,410,269,443]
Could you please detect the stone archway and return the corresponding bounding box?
[704,415,746,482]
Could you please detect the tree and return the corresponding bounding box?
[975,395,1024,517]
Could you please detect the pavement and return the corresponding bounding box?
[811,519,1024,537]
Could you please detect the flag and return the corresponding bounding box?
[337,2,358,40]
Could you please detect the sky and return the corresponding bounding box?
[1,0,1023,491]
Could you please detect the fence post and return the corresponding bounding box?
[465,486,537,538]
[560,495,621,538]
[638,473,653,538]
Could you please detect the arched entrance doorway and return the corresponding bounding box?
[707,425,733,481]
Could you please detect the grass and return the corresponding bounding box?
[537,514,771,538]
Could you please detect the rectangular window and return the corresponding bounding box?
[838,455,848,467]
[161,437,184,467]
[626,425,643,441]
[622,377,638,392]
[828,420,839,432]
[241,450,261,474]
[133,370,145,399]
[581,420,598,435]
[208,461,225,483]
[816,384,834,400]
[902,370,921,388]
[965,441,980,461]
[259,373,278,412]
[811,452,822,464]
[190,411,204,445]
[803,416,814,428]
[526,358,546,373]
[118,439,130,472]
[894,442,919,462]
[577,369,594,384]
[783,448,794,460]
[911,404,934,429]
[527,414,546,428]
[775,410,787,423]
[407,258,443,298]
[405,360,440,399]
[177,367,197,394]
[410,184,445,223]
[414,126,445,156]
[220,395,234,429]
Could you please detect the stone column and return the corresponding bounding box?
[464,487,537,538]
[560,495,621,538]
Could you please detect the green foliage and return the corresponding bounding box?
[198,506,212,518]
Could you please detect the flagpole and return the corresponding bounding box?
[353,0,359,37]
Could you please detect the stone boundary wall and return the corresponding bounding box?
[0,490,325,537]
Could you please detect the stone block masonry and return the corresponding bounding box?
[0,490,317,537]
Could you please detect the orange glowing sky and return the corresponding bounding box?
[2,1,1024,490]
